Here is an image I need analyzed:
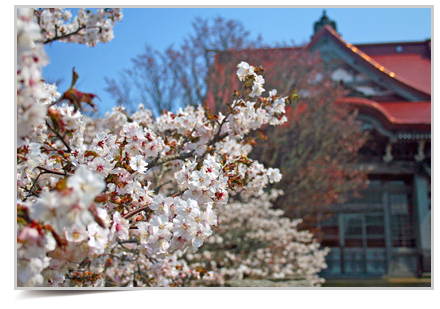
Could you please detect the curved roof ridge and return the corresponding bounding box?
[308,25,431,99]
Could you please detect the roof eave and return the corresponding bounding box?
[307,25,431,100]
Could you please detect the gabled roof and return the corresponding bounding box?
[307,25,431,100]
[208,24,431,129]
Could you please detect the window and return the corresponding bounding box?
[390,194,415,247]
[366,214,385,247]
[320,214,339,247]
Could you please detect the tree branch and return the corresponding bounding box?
[41,25,87,44]
[37,166,72,176]
[153,180,172,194]
[147,150,195,170]
[23,171,50,201]
[45,120,72,153]
[122,206,150,220]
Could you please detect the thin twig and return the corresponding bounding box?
[147,150,195,170]
[117,240,139,252]
[177,127,197,152]
[168,190,185,198]
[41,25,87,44]
[23,171,48,201]
[37,166,72,176]
[118,239,140,245]
[20,186,39,199]
[45,120,72,153]
[153,180,172,194]
[122,206,150,220]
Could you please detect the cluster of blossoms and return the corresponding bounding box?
[17,8,52,143]
[16,8,315,287]
[17,8,122,145]
[236,61,265,98]
[184,190,329,287]
[35,8,123,46]
[229,63,287,138]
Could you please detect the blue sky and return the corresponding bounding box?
[42,7,432,114]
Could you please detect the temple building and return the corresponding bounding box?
[209,11,431,278]
[310,12,431,279]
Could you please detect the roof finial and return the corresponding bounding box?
[313,9,337,37]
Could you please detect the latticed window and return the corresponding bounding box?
[389,194,415,247]
[365,214,385,247]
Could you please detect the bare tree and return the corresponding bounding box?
[105,16,264,115]
[208,48,369,224]
[105,45,180,115]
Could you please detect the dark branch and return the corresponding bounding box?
[122,206,150,220]
[45,120,72,153]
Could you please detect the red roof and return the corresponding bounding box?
[369,54,431,95]
[208,25,431,129]
[307,25,431,100]
[338,97,431,129]
[380,101,431,125]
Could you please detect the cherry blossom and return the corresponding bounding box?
[16,7,326,288]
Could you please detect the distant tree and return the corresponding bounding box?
[105,16,264,115]
[104,45,179,114]
[107,15,369,230]
[185,190,329,287]
[208,48,369,225]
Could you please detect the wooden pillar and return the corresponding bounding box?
[361,214,367,274]
[339,214,345,274]
[382,191,393,274]
[414,175,431,273]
